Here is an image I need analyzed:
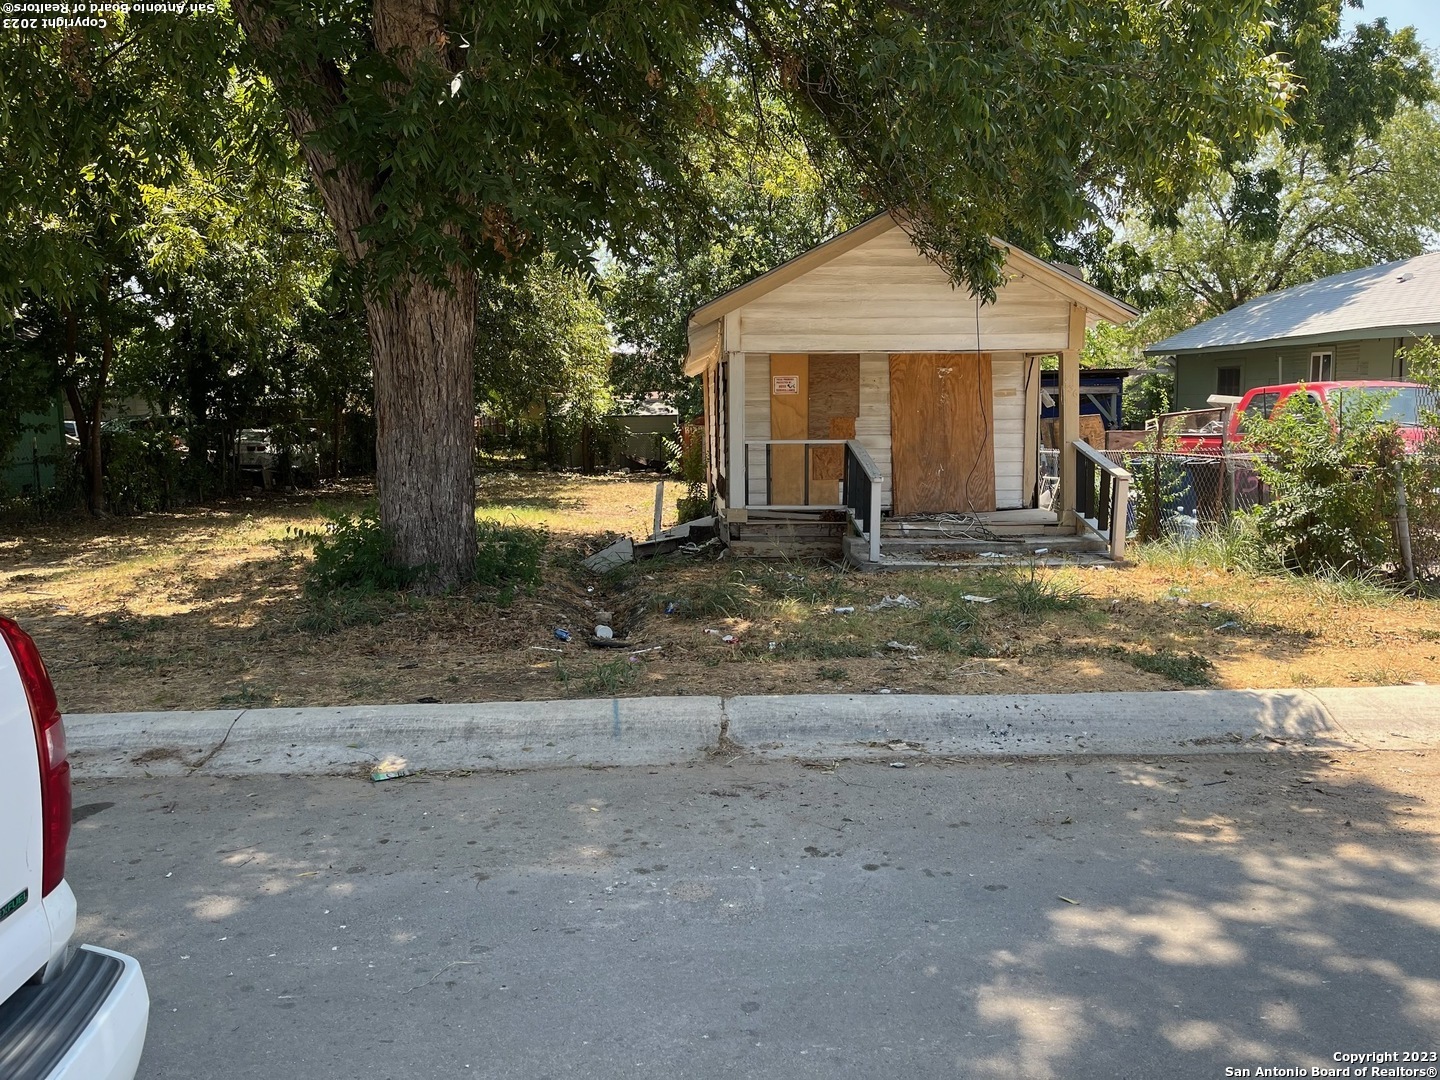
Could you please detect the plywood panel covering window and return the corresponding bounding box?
[807,354,860,503]
[889,353,996,515]
[769,354,808,504]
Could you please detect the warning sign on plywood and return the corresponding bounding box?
[772,375,800,395]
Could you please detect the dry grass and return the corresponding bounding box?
[2,472,1437,713]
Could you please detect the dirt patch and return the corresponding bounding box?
[3,476,1437,713]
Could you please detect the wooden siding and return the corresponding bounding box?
[744,353,771,505]
[733,228,1072,354]
[991,354,1025,508]
[856,353,893,510]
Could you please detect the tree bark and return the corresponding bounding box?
[232,0,477,590]
[365,270,477,589]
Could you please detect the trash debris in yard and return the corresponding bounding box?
[833,606,855,614]
[595,624,614,639]
[889,762,908,768]
[371,756,411,782]
[1057,896,1080,905]
[961,595,996,604]
[767,641,778,651]
[1032,548,1049,555]
[868,595,919,611]
[628,646,662,659]
[722,634,739,644]
[703,628,720,635]
[581,537,634,573]
[554,628,571,642]
[886,641,919,653]
[663,601,680,615]
[1215,621,1241,631]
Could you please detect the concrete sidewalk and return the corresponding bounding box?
[63,685,1439,778]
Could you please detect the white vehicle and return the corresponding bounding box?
[0,617,149,1079]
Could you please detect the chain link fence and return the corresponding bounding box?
[1037,446,1268,541]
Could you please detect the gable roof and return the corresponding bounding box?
[686,211,1138,336]
[1145,251,1440,357]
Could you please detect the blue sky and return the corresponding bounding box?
[1342,0,1440,52]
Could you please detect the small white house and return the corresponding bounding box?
[683,212,1138,562]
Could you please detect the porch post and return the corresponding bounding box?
[726,315,747,521]
[1058,302,1085,529]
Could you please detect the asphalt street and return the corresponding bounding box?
[68,753,1440,1079]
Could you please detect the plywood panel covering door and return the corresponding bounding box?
[889,353,995,515]
[769,354,808,505]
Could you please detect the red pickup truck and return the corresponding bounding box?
[1164,381,1432,454]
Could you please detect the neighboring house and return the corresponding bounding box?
[1,400,65,497]
[682,211,1138,563]
[608,394,681,467]
[1145,252,1440,410]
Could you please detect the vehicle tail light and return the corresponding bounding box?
[1,617,71,896]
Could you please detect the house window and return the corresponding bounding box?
[1216,367,1241,397]
[1309,351,1333,381]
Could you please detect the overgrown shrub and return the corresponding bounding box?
[665,423,709,521]
[302,506,420,594]
[1242,390,1407,574]
[1125,432,1190,543]
[103,421,193,514]
[1398,337,1440,585]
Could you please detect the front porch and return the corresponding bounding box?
[725,439,1130,568]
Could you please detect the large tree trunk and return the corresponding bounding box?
[365,271,477,589]
[233,0,477,591]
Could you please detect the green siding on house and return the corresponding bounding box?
[2,399,65,496]
[1173,337,1410,409]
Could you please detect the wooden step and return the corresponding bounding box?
[728,538,843,560]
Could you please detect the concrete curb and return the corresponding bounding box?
[63,686,1439,778]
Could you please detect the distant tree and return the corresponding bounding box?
[474,260,614,469]
[603,82,861,411]
[0,13,241,510]
[1126,101,1440,326]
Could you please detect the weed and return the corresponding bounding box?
[296,591,393,634]
[583,659,639,694]
[1134,521,1272,575]
[94,612,164,640]
[299,505,419,594]
[474,519,548,588]
[218,683,271,707]
[1347,665,1410,686]
[1305,567,1400,608]
[752,563,843,604]
[671,573,753,619]
[1004,564,1086,618]
[817,665,848,682]
[761,635,876,661]
[1127,647,1214,686]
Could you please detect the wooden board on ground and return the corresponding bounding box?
[889,353,995,515]
[769,354,808,505]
